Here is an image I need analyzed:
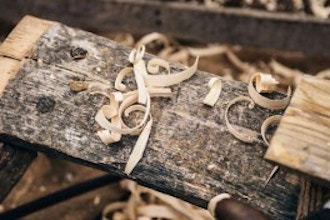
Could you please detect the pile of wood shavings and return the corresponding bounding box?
[111,32,330,90]
[70,42,199,175]
[102,179,213,220]
[97,32,330,220]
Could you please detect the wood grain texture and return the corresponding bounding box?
[0,143,36,202]
[296,178,330,219]
[0,16,46,201]
[0,15,52,60]
[1,0,330,56]
[0,18,300,219]
[265,77,330,185]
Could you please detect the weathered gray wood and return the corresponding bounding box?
[1,0,330,56]
[0,143,36,202]
[0,16,300,219]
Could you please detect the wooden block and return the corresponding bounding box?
[265,76,330,185]
[0,16,300,219]
[0,15,52,60]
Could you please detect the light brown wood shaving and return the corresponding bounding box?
[203,77,222,107]
[248,73,292,110]
[316,68,330,80]
[261,115,282,186]
[225,96,259,143]
[102,179,213,220]
[261,115,282,146]
[93,45,198,175]
[309,0,330,19]
[254,72,279,93]
[136,32,171,49]
[269,59,304,88]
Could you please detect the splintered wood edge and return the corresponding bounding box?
[265,76,330,184]
[0,15,53,96]
[0,15,53,59]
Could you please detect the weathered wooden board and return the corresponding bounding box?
[265,77,330,185]
[0,143,36,202]
[1,0,330,56]
[0,16,300,219]
[0,18,47,201]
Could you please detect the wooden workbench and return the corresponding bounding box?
[0,16,301,219]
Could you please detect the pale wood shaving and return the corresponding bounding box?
[248,73,292,110]
[203,77,222,107]
[225,96,258,143]
[102,179,213,220]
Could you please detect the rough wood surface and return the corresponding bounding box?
[1,0,330,56]
[0,16,300,219]
[265,77,330,186]
[0,143,36,202]
[0,17,45,201]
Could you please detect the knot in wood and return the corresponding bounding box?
[36,96,56,113]
[70,47,88,60]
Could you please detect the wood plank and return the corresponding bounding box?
[0,15,51,60]
[0,16,300,219]
[0,16,42,201]
[1,0,330,56]
[0,143,36,202]
[296,178,330,219]
[265,76,330,185]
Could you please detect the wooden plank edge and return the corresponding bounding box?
[0,15,53,60]
[0,15,53,97]
[265,76,330,186]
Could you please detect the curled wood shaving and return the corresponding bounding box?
[137,205,178,219]
[208,193,231,217]
[203,77,222,107]
[309,0,330,19]
[225,96,258,143]
[135,32,170,49]
[261,115,282,146]
[226,50,256,74]
[269,59,304,87]
[94,45,197,175]
[147,58,170,74]
[254,72,279,93]
[261,115,282,186]
[316,68,330,80]
[103,179,213,220]
[167,49,190,65]
[125,117,153,175]
[248,73,292,110]
[115,67,133,91]
[129,45,148,104]
[96,93,121,144]
[187,45,228,57]
[145,56,199,87]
